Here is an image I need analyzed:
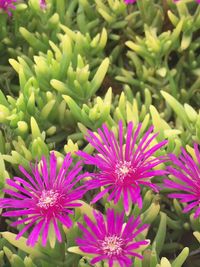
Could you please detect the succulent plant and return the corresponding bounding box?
[0,0,200,266]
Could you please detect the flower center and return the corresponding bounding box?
[37,189,59,209]
[101,235,123,256]
[115,160,135,182]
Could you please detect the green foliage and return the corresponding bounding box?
[0,0,200,266]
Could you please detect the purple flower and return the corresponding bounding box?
[77,121,167,212]
[0,0,16,16]
[0,153,87,246]
[124,0,200,4]
[39,0,46,9]
[174,0,200,3]
[124,0,136,4]
[76,208,149,267]
[164,143,200,218]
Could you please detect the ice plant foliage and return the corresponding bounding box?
[78,121,167,212]
[0,0,16,15]
[0,0,47,15]
[0,153,87,246]
[164,144,200,218]
[76,209,149,267]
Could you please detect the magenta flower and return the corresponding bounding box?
[124,0,200,4]
[0,0,16,16]
[174,0,200,3]
[77,121,167,212]
[164,143,200,218]
[124,0,136,4]
[76,209,149,267]
[0,153,87,246]
[39,0,46,9]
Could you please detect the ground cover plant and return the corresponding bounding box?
[0,0,200,266]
